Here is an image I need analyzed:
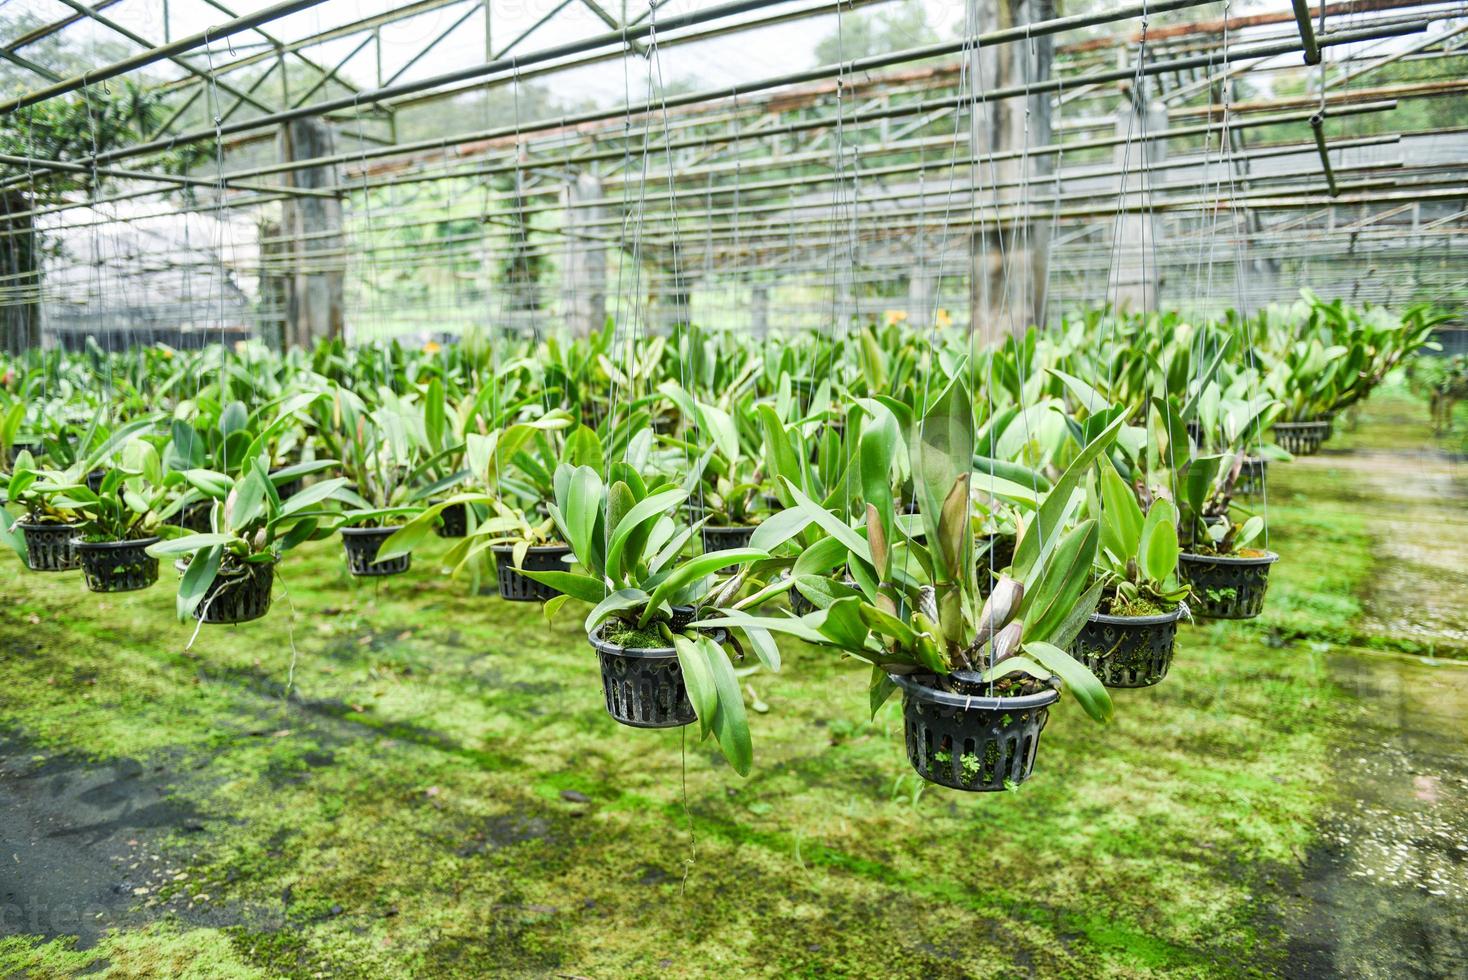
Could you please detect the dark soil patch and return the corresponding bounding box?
[0,733,202,947]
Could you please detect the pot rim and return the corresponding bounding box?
[490,541,571,554]
[1089,604,1186,627]
[16,519,81,530]
[587,623,726,659]
[1179,549,1279,566]
[889,671,1061,711]
[76,535,161,551]
[340,524,403,538]
[1273,420,1330,430]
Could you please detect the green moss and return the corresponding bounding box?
[597,619,669,650]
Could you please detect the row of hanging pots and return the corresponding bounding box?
[870,543,1280,792]
[17,521,163,594]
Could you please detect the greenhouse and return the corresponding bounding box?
[0,0,1465,975]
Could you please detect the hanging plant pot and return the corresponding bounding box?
[976,534,1017,597]
[492,543,572,601]
[195,560,275,624]
[1235,455,1267,496]
[341,525,410,577]
[76,537,160,593]
[701,524,755,573]
[85,469,107,493]
[17,521,82,572]
[434,502,468,539]
[171,499,212,532]
[270,469,303,501]
[1273,420,1329,456]
[6,440,40,465]
[789,582,815,616]
[1069,606,1185,688]
[587,615,724,730]
[890,672,1059,792]
[1177,551,1279,620]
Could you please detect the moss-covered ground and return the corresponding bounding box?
[1,385,1464,978]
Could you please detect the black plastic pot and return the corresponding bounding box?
[85,469,106,493]
[1273,420,1329,456]
[435,502,468,538]
[789,583,815,616]
[18,521,81,572]
[195,560,275,624]
[492,544,572,601]
[587,613,725,730]
[1177,551,1279,620]
[6,440,40,465]
[270,469,303,501]
[341,525,410,577]
[171,499,213,532]
[1235,455,1267,496]
[890,672,1059,792]
[701,524,755,573]
[1070,606,1185,688]
[77,537,160,593]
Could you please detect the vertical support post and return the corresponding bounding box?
[504,163,542,331]
[0,191,42,353]
[563,171,606,335]
[751,279,769,337]
[968,0,1055,342]
[1289,0,1322,65]
[1108,93,1167,314]
[276,117,344,347]
[1309,113,1339,196]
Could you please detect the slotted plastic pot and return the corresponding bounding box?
[341,525,410,577]
[195,560,275,624]
[77,537,160,593]
[492,544,572,602]
[588,611,724,730]
[6,440,41,465]
[1235,455,1267,496]
[1177,551,1279,619]
[1273,420,1329,455]
[1070,605,1185,688]
[701,524,755,573]
[18,521,81,572]
[270,469,303,501]
[171,499,212,532]
[891,672,1059,792]
[435,502,468,538]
